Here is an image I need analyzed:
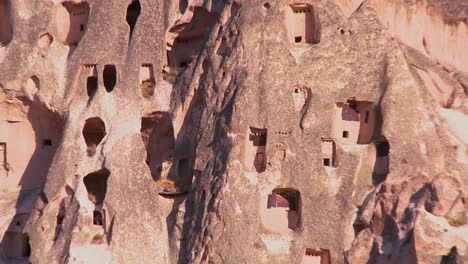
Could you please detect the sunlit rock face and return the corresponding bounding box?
[55,1,90,45]
[371,0,467,72]
[0,89,63,190]
[0,0,466,263]
[333,0,468,72]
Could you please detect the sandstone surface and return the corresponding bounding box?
[0,0,466,263]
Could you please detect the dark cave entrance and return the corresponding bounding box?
[103,65,117,92]
[126,0,141,39]
[82,117,106,156]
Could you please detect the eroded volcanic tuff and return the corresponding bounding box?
[0,0,467,263]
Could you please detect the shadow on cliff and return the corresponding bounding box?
[176,79,242,263]
[11,97,63,215]
[15,98,64,194]
[372,59,390,186]
[178,0,188,13]
[162,2,242,261]
[0,217,31,261]
[164,87,206,260]
[4,97,64,261]
[362,182,430,263]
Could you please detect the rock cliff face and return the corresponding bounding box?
[0,0,466,263]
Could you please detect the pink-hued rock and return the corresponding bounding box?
[165,5,219,67]
[332,0,468,72]
[37,33,53,48]
[0,84,63,191]
[1,0,466,263]
[331,100,375,145]
[347,229,375,264]
[413,209,468,263]
[429,172,465,217]
[55,1,90,45]
[52,0,87,4]
[333,0,365,17]
[413,67,455,107]
[188,0,204,7]
[370,0,468,72]
[373,174,430,233]
[348,170,467,262]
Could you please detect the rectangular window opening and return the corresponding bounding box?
[295,36,302,43]
[342,131,349,138]
[80,24,85,31]
[255,153,265,166]
[0,142,6,166]
[365,111,369,123]
[323,158,330,167]
[249,127,267,146]
[93,210,103,226]
[43,139,52,147]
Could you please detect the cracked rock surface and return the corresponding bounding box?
[0,0,466,263]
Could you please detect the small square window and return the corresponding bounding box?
[323,158,330,166]
[43,139,52,146]
[295,36,302,43]
[80,24,85,31]
[342,131,349,138]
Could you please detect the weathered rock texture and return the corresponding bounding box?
[0,0,466,263]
